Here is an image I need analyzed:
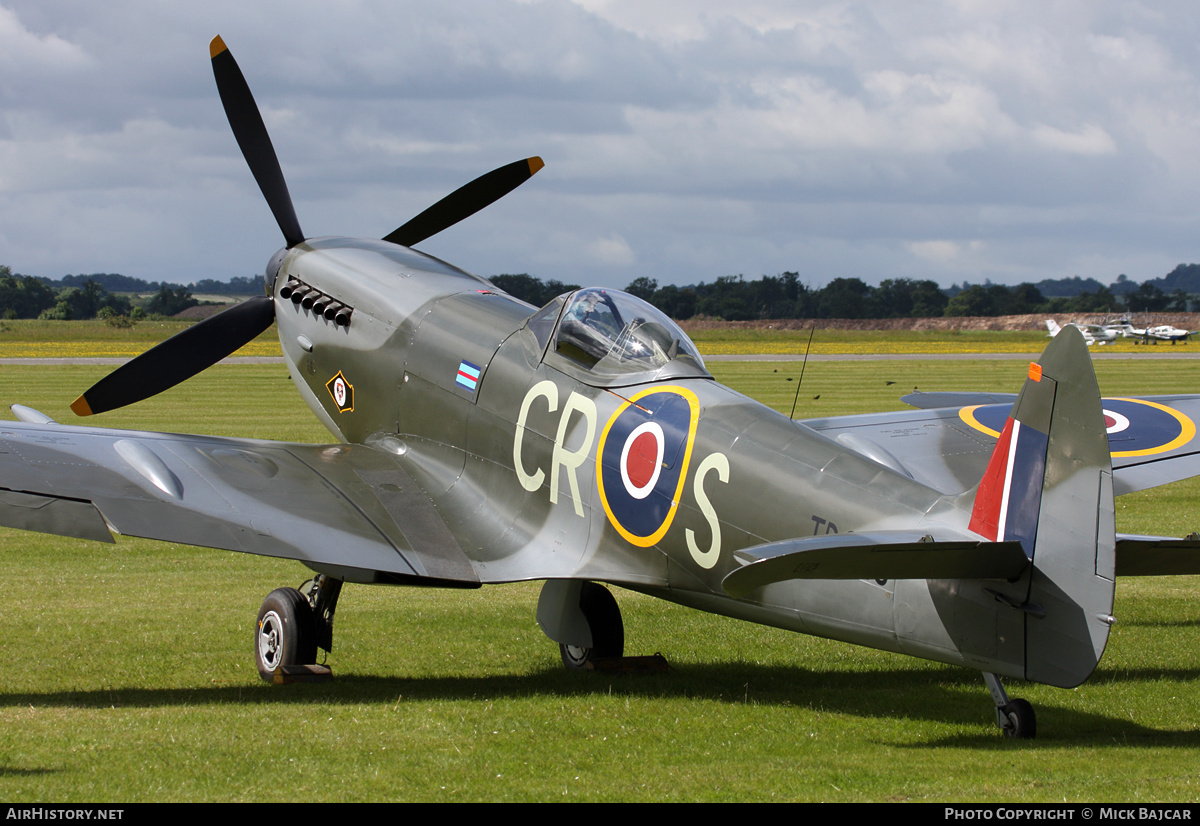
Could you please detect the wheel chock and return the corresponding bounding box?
[270,664,334,684]
[586,653,670,674]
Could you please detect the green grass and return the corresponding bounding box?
[1,356,1199,801]
[0,318,281,358]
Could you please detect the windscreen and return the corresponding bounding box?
[549,288,708,382]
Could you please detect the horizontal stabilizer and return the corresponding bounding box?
[901,391,1018,410]
[721,531,1029,599]
[1115,533,1200,576]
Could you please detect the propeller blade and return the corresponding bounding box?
[210,35,305,248]
[71,296,275,417]
[383,156,544,248]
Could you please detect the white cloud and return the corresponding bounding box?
[3,0,1200,290]
[586,233,636,267]
[907,240,966,263]
[1030,123,1117,156]
[0,5,90,72]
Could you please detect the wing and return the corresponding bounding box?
[0,415,479,586]
[800,392,1200,496]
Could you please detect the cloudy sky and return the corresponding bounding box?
[3,1,1200,293]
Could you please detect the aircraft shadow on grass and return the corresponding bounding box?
[2,662,1199,749]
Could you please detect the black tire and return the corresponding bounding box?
[1000,698,1037,739]
[255,587,317,682]
[559,582,624,669]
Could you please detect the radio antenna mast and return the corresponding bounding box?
[789,326,816,419]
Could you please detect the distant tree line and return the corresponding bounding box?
[944,281,1189,317]
[0,267,57,318]
[0,266,200,321]
[42,273,261,296]
[490,269,1199,321]
[6,263,1200,323]
[624,274,951,320]
[489,274,584,308]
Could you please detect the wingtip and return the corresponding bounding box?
[528,156,545,175]
[209,35,227,59]
[70,395,93,417]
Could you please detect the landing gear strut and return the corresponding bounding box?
[559,582,624,669]
[255,574,342,683]
[537,580,624,670]
[983,672,1036,738]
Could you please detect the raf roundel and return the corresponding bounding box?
[960,397,1196,457]
[620,422,666,500]
[596,387,700,547]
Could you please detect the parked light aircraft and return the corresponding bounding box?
[1108,319,1197,345]
[5,38,1200,740]
[1045,319,1118,346]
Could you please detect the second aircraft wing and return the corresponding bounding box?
[800,392,1200,497]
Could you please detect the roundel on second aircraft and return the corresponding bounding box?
[959,397,1196,457]
[596,387,700,547]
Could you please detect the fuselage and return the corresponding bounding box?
[269,237,1034,680]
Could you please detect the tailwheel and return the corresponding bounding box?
[255,587,318,682]
[559,582,624,670]
[983,672,1037,739]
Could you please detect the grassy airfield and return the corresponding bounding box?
[1,329,1199,802]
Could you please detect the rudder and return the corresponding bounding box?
[968,324,1116,687]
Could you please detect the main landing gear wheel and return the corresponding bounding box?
[560,582,624,670]
[256,587,318,682]
[1000,699,1037,739]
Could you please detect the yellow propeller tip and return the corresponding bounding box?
[70,396,93,417]
[210,35,227,59]
[528,157,545,175]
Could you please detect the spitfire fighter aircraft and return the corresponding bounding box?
[5,38,1200,740]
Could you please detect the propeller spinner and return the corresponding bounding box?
[71,36,543,417]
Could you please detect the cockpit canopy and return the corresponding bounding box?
[526,288,710,386]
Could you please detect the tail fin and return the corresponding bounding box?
[1045,319,1061,336]
[968,361,1053,557]
[968,324,1115,687]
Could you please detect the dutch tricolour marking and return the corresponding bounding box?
[456,360,481,393]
